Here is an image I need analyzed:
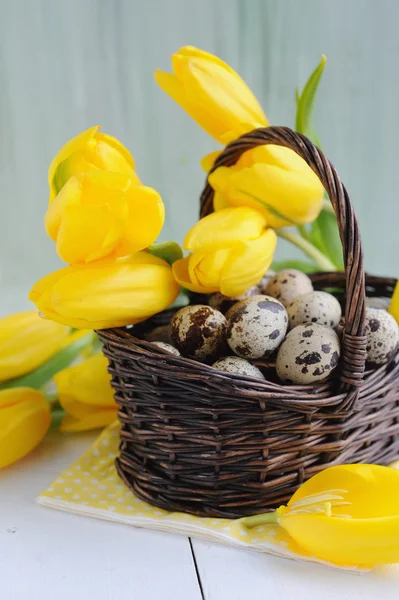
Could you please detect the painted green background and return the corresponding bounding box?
[1,0,398,312]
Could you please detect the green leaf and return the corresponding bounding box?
[0,331,95,390]
[314,210,344,270]
[271,259,319,274]
[147,241,183,266]
[295,55,326,143]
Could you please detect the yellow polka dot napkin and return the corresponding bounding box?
[37,422,367,571]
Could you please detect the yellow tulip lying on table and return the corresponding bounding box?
[243,464,399,566]
[54,354,117,432]
[0,388,51,469]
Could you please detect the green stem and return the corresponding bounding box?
[242,512,279,529]
[297,224,310,242]
[277,228,337,272]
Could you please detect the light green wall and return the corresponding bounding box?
[1,0,398,313]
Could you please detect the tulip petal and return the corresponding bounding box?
[54,354,115,413]
[220,229,277,296]
[389,281,399,324]
[280,513,399,566]
[200,150,222,173]
[95,133,137,175]
[119,185,165,254]
[55,203,126,264]
[61,409,118,432]
[0,388,51,469]
[189,248,231,290]
[209,162,323,228]
[45,176,83,240]
[48,126,99,190]
[184,207,268,251]
[0,312,70,383]
[173,257,217,294]
[29,254,180,330]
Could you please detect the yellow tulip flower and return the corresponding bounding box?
[244,464,399,566]
[155,46,268,144]
[173,207,277,296]
[29,252,180,330]
[48,125,140,201]
[0,388,51,469]
[54,354,117,432]
[0,311,70,383]
[208,144,324,228]
[389,281,399,324]
[45,171,165,264]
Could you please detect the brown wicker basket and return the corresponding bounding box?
[98,126,399,518]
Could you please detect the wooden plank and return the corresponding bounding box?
[192,539,399,600]
[0,431,202,600]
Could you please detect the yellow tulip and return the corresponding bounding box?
[244,464,399,566]
[48,126,140,201]
[155,46,268,144]
[0,311,70,383]
[45,171,165,264]
[173,207,277,296]
[208,144,324,228]
[29,252,180,330]
[389,281,399,324]
[0,388,51,468]
[54,354,117,432]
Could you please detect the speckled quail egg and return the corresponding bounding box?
[170,305,227,362]
[257,269,276,293]
[276,323,340,384]
[226,295,288,359]
[287,291,342,329]
[265,269,313,307]
[151,341,180,356]
[365,307,399,367]
[212,356,266,380]
[208,285,261,314]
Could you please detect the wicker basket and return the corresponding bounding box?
[98,126,399,518]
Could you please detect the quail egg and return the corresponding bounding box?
[151,341,180,356]
[144,325,172,344]
[365,307,399,366]
[170,305,227,361]
[212,356,266,380]
[276,323,340,384]
[208,285,261,314]
[287,291,342,329]
[265,269,313,307]
[257,269,276,293]
[226,295,288,359]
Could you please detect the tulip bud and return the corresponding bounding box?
[208,144,324,228]
[0,388,51,468]
[29,252,180,330]
[155,46,268,144]
[172,207,277,297]
[0,311,69,383]
[48,126,139,201]
[45,171,165,264]
[54,354,117,431]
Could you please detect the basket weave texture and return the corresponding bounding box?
[98,127,399,518]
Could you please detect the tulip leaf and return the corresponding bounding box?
[271,259,319,274]
[295,55,326,144]
[148,241,183,266]
[0,331,95,390]
[313,210,344,270]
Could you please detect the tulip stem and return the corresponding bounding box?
[242,512,279,529]
[277,228,337,272]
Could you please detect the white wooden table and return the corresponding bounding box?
[2,431,399,600]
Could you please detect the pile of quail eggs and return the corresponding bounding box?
[146,268,399,386]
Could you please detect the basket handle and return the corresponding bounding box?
[199,126,367,391]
